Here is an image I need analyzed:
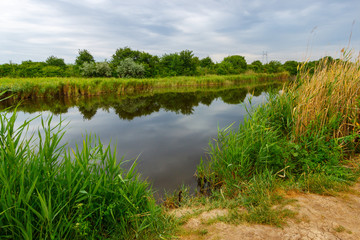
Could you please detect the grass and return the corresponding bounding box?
[0,73,289,101]
[194,50,360,225]
[0,99,175,239]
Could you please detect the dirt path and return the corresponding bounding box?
[176,183,360,240]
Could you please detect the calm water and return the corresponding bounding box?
[7,83,279,196]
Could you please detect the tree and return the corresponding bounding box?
[179,50,197,76]
[223,55,247,73]
[46,56,66,68]
[75,49,95,66]
[159,53,182,76]
[159,50,198,76]
[216,61,233,75]
[0,63,18,77]
[283,60,299,75]
[18,60,46,77]
[111,47,159,77]
[248,60,263,73]
[263,61,283,73]
[200,57,214,69]
[111,47,141,67]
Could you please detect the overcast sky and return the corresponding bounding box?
[1,0,359,64]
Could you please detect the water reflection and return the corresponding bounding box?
[3,83,281,197]
[1,83,279,120]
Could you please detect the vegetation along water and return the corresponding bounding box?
[1,48,360,239]
[192,51,360,227]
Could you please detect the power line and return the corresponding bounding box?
[262,51,268,64]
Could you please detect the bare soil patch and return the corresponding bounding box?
[176,183,360,240]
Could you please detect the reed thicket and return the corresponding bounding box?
[0,101,174,239]
[0,73,289,101]
[294,50,360,139]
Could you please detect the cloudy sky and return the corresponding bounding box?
[1,0,359,64]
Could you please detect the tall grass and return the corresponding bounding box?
[197,51,360,223]
[0,103,174,239]
[295,50,360,139]
[0,73,289,101]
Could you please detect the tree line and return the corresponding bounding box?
[0,47,329,78]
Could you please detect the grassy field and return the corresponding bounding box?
[0,73,289,100]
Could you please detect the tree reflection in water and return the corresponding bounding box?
[1,83,281,120]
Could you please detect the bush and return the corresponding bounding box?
[80,62,96,77]
[116,58,145,78]
[80,62,112,77]
[41,66,65,77]
[95,62,112,77]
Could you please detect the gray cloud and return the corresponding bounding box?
[0,0,359,64]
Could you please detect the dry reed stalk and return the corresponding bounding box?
[294,51,360,138]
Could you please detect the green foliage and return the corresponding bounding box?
[159,53,181,76]
[159,50,199,76]
[179,50,198,76]
[95,62,112,77]
[17,60,47,77]
[200,57,214,69]
[248,60,263,73]
[41,65,65,77]
[46,56,66,69]
[197,83,359,219]
[0,47,337,78]
[80,62,112,77]
[263,60,283,73]
[216,61,233,75]
[80,62,96,77]
[283,60,299,76]
[0,107,174,239]
[75,49,95,66]
[111,47,159,77]
[111,47,141,66]
[0,63,17,77]
[0,73,288,102]
[223,55,247,73]
[116,58,145,78]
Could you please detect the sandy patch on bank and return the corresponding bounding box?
[176,183,360,240]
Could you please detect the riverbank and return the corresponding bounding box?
[0,72,289,100]
[175,179,360,240]
[169,52,360,238]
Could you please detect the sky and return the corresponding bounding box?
[1,0,360,64]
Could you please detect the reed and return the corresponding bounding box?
[294,50,360,139]
[0,73,289,101]
[0,104,174,239]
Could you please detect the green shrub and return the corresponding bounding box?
[116,58,145,78]
[80,62,111,77]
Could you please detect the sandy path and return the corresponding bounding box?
[177,183,360,240]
